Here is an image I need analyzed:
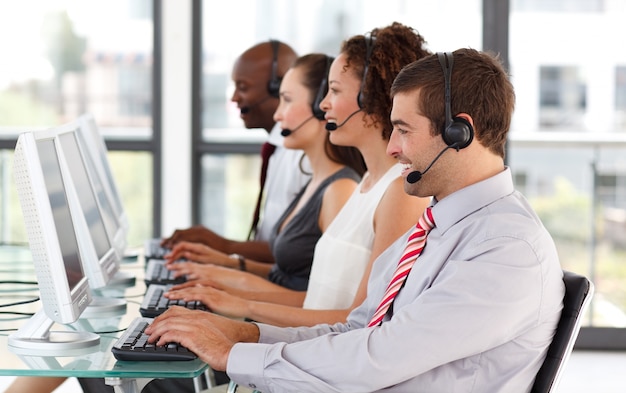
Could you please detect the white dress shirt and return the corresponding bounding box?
[227,167,565,393]
[254,124,311,242]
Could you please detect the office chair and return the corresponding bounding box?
[531,270,594,393]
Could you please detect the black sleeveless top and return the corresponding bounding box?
[267,166,361,291]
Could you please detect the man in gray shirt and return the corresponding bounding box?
[146,48,565,393]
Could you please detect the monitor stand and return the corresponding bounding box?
[80,293,127,319]
[79,270,134,319]
[8,309,100,356]
[108,270,136,287]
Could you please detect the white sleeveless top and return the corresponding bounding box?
[302,163,402,310]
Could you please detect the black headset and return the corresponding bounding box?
[437,52,474,150]
[357,35,375,109]
[312,55,334,120]
[267,39,281,98]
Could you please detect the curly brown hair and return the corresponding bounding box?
[341,21,431,140]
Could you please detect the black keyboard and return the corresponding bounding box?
[140,284,210,318]
[144,258,186,285]
[144,238,170,259]
[112,317,197,361]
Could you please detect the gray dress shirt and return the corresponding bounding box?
[227,167,565,393]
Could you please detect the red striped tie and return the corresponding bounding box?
[368,207,435,327]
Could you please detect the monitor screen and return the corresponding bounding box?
[58,132,113,261]
[78,114,129,234]
[77,114,128,256]
[37,138,84,291]
[55,127,120,289]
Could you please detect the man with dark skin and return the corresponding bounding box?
[233,41,297,132]
[161,41,309,264]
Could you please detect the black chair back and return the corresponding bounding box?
[531,270,594,393]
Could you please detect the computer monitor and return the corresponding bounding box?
[53,123,130,315]
[56,128,121,290]
[77,113,129,253]
[77,114,166,261]
[75,114,136,287]
[9,126,101,352]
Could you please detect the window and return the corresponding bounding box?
[510,0,626,334]
[539,66,587,129]
[0,0,155,247]
[513,170,528,195]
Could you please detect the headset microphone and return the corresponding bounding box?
[406,170,423,184]
[240,95,273,115]
[325,109,362,131]
[406,144,458,184]
[281,115,315,137]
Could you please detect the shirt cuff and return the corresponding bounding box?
[227,342,271,392]
[257,322,295,344]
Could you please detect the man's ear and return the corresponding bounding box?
[454,113,474,129]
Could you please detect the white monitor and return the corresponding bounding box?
[45,123,129,317]
[56,128,121,289]
[9,126,100,352]
[75,114,136,287]
[77,113,129,252]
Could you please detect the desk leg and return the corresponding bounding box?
[104,377,152,393]
[204,368,215,389]
[193,369,214,392]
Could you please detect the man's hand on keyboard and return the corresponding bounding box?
[145,306,260,371]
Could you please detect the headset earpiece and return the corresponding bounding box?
[443,116,473,149]
[357,35,375,109]
[312,55,334,120]
[267,39,281,98]
[437,52,474,150]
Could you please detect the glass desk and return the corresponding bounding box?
[0,245,209,393]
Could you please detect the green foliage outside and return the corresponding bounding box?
[530,176,626,326]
